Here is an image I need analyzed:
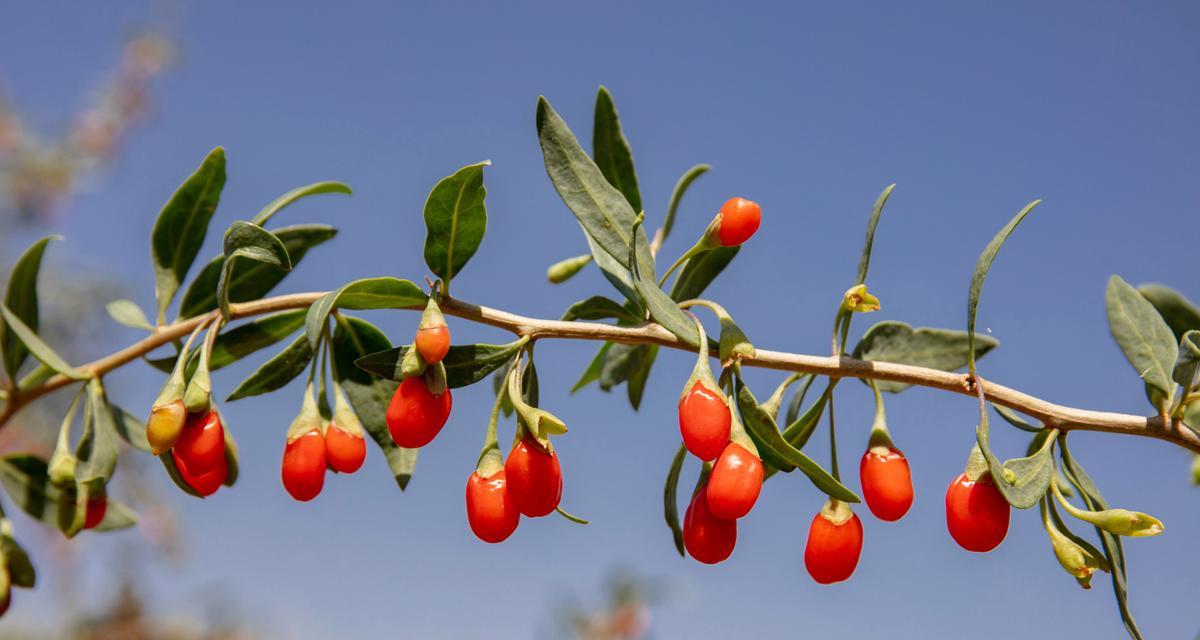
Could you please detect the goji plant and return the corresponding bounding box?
[0,87,1194,639]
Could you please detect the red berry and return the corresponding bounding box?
[174,410,225,475]
[716,197,761,246]
[682,483,737,564]
[859,446,914,522]
[678,381,731,461]
[804,505,864,584]
[465,470,520,543]
[324,421,366,474]
[84,492,108,529]
[945,473,1010,552]
[386,377,453,448]
[706,442,763,520]
[172,447,227,497]
[415,325,451,364]
[282,429,327,502]
[504,436,563,517]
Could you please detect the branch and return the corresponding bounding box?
[4,291,1197,454]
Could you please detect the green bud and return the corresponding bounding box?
[1047,523,1102,587]
[401,343,427,378]
[546,254,592,284]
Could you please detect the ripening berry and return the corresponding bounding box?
[715,197,761,247]
[504,436,563,517]
[386,377,453,448]
[415,325,451,365]
[282,429,327,502]
[146,398,186,455]
[678,382,731,461]
[324,421,366,474]
[706,442,763,520]
[174,410,225,475]
[804,504,864,584]
[465,470,520,543]
[859,446,914,522]
[83,492,108,529]
[172,448,227,497]
[945,473,1010,552]
[683,483,737,564]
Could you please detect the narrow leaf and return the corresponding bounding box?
[592,86,642,214]
[226,334,313,401]
[561,296,641,323]
[571,342,611,393]
[1106,275,1178,397]
[663,444,687,556]
[251,180,351,227]
[151,147,226,321]
[0,305,85,379]
[967,200,1040,372]
[1,236,57,378]
[305,277,426,350]
[628,219,699,347]
[106,299,153,330]
[662,164,710,240]
[76,379,118,486]
[355,341,523,388]
[855,183,895,285]
[423,161,490,283]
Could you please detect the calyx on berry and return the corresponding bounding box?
[414,297,451,365]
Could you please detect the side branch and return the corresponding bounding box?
[4,292,1196,454]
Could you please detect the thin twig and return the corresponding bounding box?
[2,290,1196,454]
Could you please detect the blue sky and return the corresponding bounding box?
[2,1,1198,637]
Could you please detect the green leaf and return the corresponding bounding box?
[226,334,313,401]
[1106,275,1178,397]
[0,529,35,587]
[1138,284,1200,342]
[855,183,895,285]
[571,342,611,393]
[151,147,226,322]
[1173,330,1200,388]
[626,345,658,411]
[586,231,641,307]
[423,161,490,284]
[1,236,57,378]
[561,296,641,324]
[967,200,1040,372]
[76,379,119,486]
[333,315,418,490]
[852,321,999,393]
[669,246,739,302]
[147,309,307,373]
[537,96,655,285]
[662,164,710,240]
[1058,435,1142,640]
[598,343,645,391]
[109,403,152,453]
[628,219,699,347]
[663,444,687,556]
[0,455,135,531]
[355,341,524,388]
[779,382,832,456]
[975,413,1057,510]
[105,299,153,330]
[592,86,642,214]
[180,224,338,318]
[737,383,859,502]
[0,305,85,379]
[992,404,1042,433]
[305,278,426,351]
[251,180,352,227]
[218,221,292,319]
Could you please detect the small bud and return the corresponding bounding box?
[1047,523,1101,586]
[546,254,592,284]
[146,398,187,455]
[841,284,880,313]
[1087,508,1164,537]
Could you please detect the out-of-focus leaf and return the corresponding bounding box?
[1,236,57,378]
[180,224,337,318]
[76,379,119,486]
[147,309,307,373]
[852,320,999,393]
[251,180,351,227]
[1138,284,1200,342]
[423,161,489,284]
[109,403,152,453]
[0,306,85,380]
[662,164,710,240]
[592,86,642,214]
[151,147,226,321]
[333,315,418,490]
[226,334,313,401]
[0,455,134,531]
[1106,275,1178,397]
[105,299,153,330]
[0,529,35,587]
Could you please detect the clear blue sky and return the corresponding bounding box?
[2,1,1198,638]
